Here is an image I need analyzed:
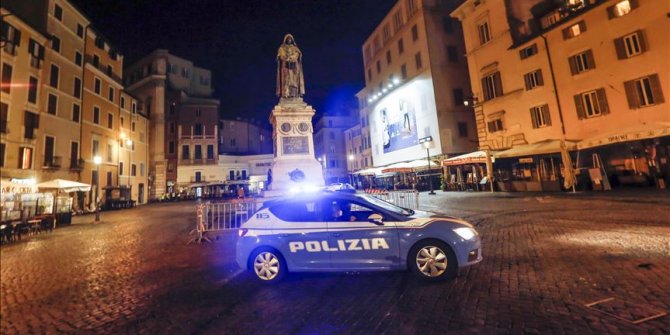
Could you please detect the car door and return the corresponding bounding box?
[269,199,331,271]
[327,199,400,270]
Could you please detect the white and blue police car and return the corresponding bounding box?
[236,191,482,283]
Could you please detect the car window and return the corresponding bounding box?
[269,201,323,222]
[356,194,412,216]
[325,200,378,222]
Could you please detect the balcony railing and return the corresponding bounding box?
[85,55,123,84]
[539,1,588,30]
[180,134,216,140]
[43,156,62,169]
[190,176,206,182]
[70,158,85,171]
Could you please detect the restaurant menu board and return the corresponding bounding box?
[282,136,309,155]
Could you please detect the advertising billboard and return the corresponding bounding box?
[369,75,441,167]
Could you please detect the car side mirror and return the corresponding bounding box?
[368,213,384,225]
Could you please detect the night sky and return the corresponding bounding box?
[70,0,397,122]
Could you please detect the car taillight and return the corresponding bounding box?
[238,228,248,237]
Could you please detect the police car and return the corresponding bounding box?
[236,191,482,283]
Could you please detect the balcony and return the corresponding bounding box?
[538,0,589,30]
[43,156,62,169]
[180,133,216,140]
[190,176,206,183]
[85,55,122,84]
[70,158,85,171]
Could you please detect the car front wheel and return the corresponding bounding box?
[250,248,286,283]
[409,240,458,281]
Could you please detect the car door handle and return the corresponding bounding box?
[331,233,341,237]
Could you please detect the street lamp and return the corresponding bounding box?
[126,138,132,190]
[419,136,436,195]
[93,155,102,222]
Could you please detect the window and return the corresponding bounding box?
[367,69,372,82]
[94,78,101,94]
[382,24,391,42]
[24,111,39,139]
[562,21,586,39]
[107,143,113,162]
[182,145,190,159]
[624,74,664,108]
[93,106,100,124]
[194,145,202,160]
[453,88,464,106]
[477,21,491,45]
[230,138,236,146]
[530,105,551,128]
[54,4,63,20]
[0,103,7,134]
[107,113,113,129]
[74,77,81,98]
[77,24,84,38]
[168,141,175,154]
[615,30,646,59]
[93,55,100,67]
[376,61,381,74]
[131,121,136,132]
[607,0,637,19]
[411,25,418,41]
[19,147,33,169]
[270,201,322,222]
[519,44,538,59]
[195,108,202,117]
[447,45,458,63]
[401,64,408,79]
[132,102,137,113]
[393,10,403,30]
[443,17,454,34]
[47,94,58,114]
[457,122,468,138]
[92,139,99,156]
[108,87,114,102]
[1,142,6,167]
[72,104,80,122]
[2,23,20,55]
[407,0,417,16]
[523,70,544,90]
[574,88,609,119]
[106,171,112,186]
[398,38,404,54]
[569,50,595,75]
[51,36,61,53]
[207,145,214,159]
[482,71,503,100]
[415,52,422,69]
[194,124,203,136]
[28,39,44,68]
[140,163,145,176]
[386,50,392,65]
[75,51,82,66]
[119,162,124,175]
[1,63,12,93]
[487,119,504,133]
[107,65,113,77]
[169,122,175,134]
[28,77,38,103]
[49,64,59,88]
[131,164,136,177]
[181,67,189,78]
[69,142,78,168]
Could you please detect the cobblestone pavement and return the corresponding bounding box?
[1,192,669,334]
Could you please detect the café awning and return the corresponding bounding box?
[494,139,577,159]
[353,167,383,176]
[577,122,670,150]
[442,151,488,166]
[36,179,91,192]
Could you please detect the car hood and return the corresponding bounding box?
[399,211,474,228]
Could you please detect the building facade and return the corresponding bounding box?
[451,0,669,191]
[358,0,478,172]
[125,50,220,197]
[218,118,272,155]
[314,115,354,183]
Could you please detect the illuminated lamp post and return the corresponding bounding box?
[419,136,435,195]
[94,155,102,222]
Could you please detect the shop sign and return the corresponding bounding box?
[519,157,534,164]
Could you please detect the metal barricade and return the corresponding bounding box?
[369,190,419,210]
[189,199,258,244]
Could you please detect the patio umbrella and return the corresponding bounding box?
[560,141,577,191]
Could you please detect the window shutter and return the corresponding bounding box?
[629,0,639,9]
[586,50,596,69]
[578,21,587,33]
[623,80,639,108]
[637,30,648,53]
[650,74,665,104]
[543,105,552,126]
[39,45,45,60]
[568,56,578,75]
[487,121,493,133]
[614,37,627,59]
[530,108,538,128]
[574,94,585,119]
[524,74,531,91]
[493,72,503,97]
[562,27,570,40]
[536,70,544,86]
[13,29,21,46]
[606,5,615,19]
[596,88,610,115]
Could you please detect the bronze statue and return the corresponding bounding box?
[276,34,305,99]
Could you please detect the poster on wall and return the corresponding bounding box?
[380,98,419,153]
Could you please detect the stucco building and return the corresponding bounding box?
[451,0,669,191]
[218,118,272,155]
[314,115,354,183]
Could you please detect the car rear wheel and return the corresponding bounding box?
[409,240,457,281]
[250,248,286,283]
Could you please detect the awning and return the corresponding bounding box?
[382,162,413,173]
[381,160,437,173]
[443,151,488,166]
[36,179,91,192]
[577,122,670,150]
[353,167,383,176]
[494,139,577,159]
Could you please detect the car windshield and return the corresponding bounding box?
[357,194,413,216]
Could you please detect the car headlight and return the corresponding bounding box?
[453,227,477,240]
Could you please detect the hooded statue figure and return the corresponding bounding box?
[276,34,305,99]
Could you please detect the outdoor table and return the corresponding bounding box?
[27,219,42,235]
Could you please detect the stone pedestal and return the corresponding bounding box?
[266,98,324,197]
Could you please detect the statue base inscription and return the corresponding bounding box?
[266,98,324,197]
